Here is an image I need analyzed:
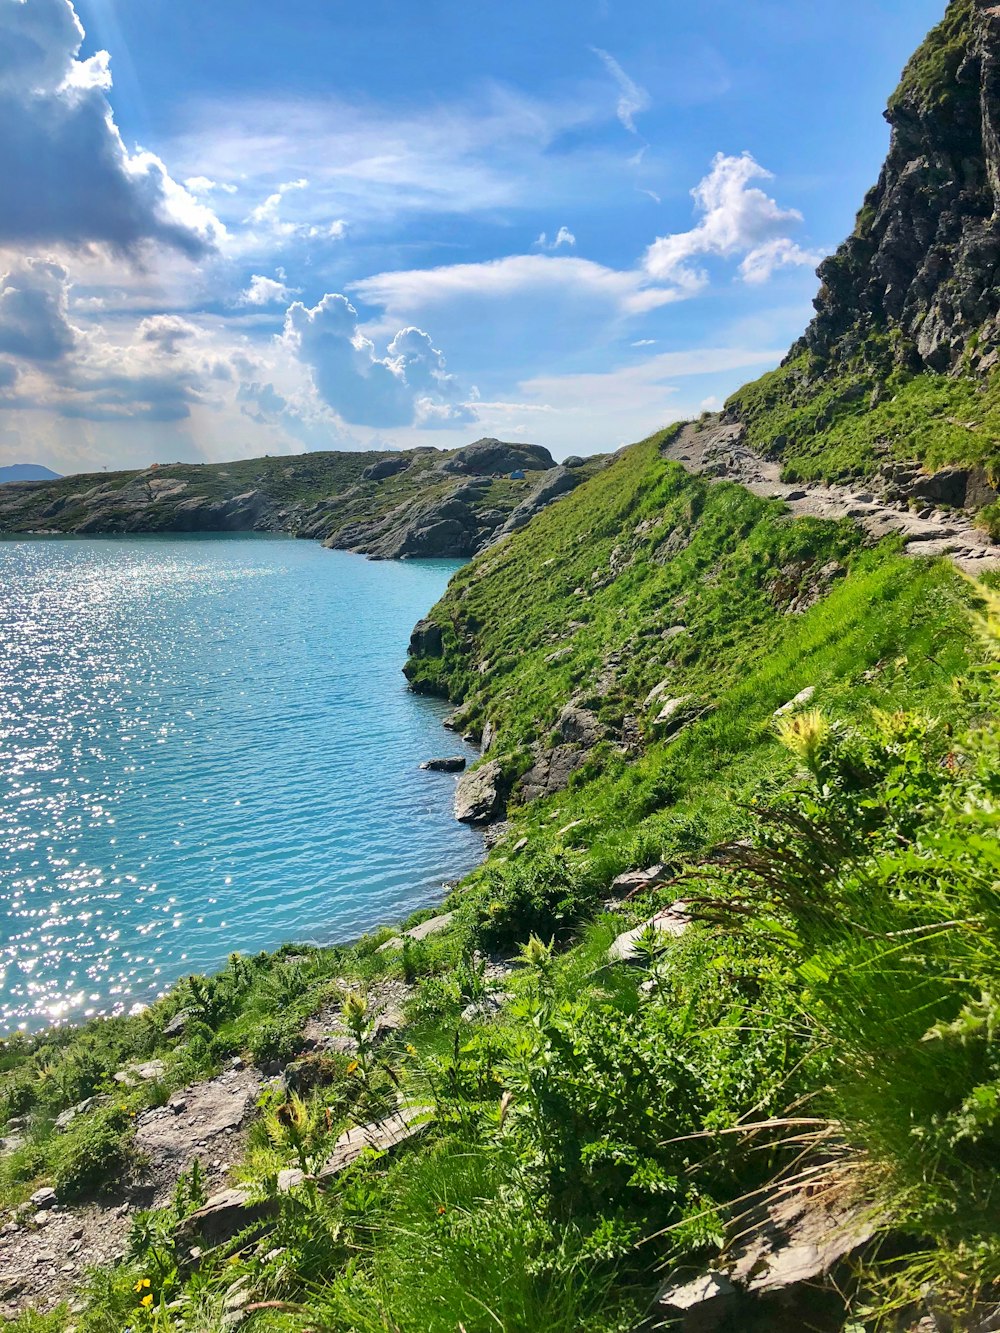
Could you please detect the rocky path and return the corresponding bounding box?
[663,419,1000,575]
[0,945,518,1320]
[0,1063,262,1320]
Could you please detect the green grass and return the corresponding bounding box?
[728,352,1000,495]
[1,428,998,1332]
[887,0,975,117]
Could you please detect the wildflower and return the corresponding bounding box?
[405,1044,417,1056]
[775,708,830,775]
[341,990,368,1027]
[437,1205,446,1215]
[140,1294,153,1307]
[134,1279,151,1292]
[346,1060,359,1074]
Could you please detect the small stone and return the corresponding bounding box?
[608,902,691,962]
[34,1211,51,1227]
[774,686,816,716]
[30,1187,57,1210]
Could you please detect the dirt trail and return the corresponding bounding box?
[0,1064,262,1319]
[663,419,1000,575]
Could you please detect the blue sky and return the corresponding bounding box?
[0,0,945,471]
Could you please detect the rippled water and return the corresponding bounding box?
[0,535,481,1031]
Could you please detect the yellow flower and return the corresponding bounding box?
[405,1044,417,1056]
[346,1060,359,1074]
[140,1294,153,1308]
[134,1279,150,1292]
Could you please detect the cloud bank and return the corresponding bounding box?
[0,0,221,256]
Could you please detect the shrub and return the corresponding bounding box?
[459,853,601,954]
[53,1107,145,1200]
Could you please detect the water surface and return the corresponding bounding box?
[0,535,480,1030]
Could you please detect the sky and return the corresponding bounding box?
[0,0,947,473]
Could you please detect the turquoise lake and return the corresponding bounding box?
[0,536,482,1031]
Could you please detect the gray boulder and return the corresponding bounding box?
[408,618,443,659]
[419,755,466,773]
[439,439,555,476]
[454,760,505,824]
[361,455,411,482]
[608,902,690,962]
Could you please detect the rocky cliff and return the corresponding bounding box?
[806,0,999,374]
[0,438,602,559]
[728,0,1000,514]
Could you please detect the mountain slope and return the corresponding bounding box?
[0,464,61,483]
[3,5,1000,1332]
[0,439,602,559]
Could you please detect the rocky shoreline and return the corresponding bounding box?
[0,438,602,561]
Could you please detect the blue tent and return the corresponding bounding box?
[510,468,526,480]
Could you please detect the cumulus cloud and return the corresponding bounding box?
[643,152,821,290]
[0,360,18,391]
[283,292,475,429]
[184,175,238,195]
[238,380,289,425]
[137,315,199,355]
[0,259,78,361]
[0,0,222,256]
[534,226,576,250]
[591,48,650,134]
[244,180,346,245]
[238,274,300,306]
[738,236,822,284]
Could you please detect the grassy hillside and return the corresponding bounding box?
[2,429,998,1332]
[729,351,1000,495]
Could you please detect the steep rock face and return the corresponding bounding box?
[805,0,1000,374]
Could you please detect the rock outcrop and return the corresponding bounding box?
[0,439,596,559]
[437,439,555,475]
[499,466,581,536]
[802,0,1000,375]
[177,1107,432,1250]
[454,760,506,824]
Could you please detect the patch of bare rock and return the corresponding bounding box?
[0,1063,262,1320]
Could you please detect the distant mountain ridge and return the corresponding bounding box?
[0,439,602,559]
[0,464,61,484]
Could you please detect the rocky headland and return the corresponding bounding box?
[0,437,602,560]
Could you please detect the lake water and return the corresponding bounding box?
[0,536,481,1031]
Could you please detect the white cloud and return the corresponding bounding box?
[0,0,222,257]
[643,152,816,290]
[166,85,617,228]
[738,236,822,284]
[350,253,683,320]
[283,293,476,429]
[238,274,300,306]
[534,225,576,250]
[591,48,650,134]
[184,176,238,195]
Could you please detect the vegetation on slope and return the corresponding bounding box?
[886,0,975,117]
[729,350,1000,503]
[1,429,998,1331]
